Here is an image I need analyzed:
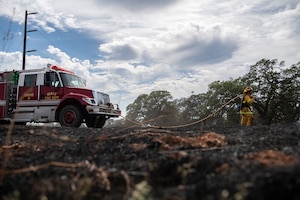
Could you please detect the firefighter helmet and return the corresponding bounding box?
[243,87,253,94]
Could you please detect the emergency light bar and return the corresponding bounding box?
[50,65,75,75]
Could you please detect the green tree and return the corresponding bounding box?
[278,63,300,123]
[176,93,211,127]
[126,91,178,126]
[245,59,300,125]
[204,78,245,126]
[126,94,149,124]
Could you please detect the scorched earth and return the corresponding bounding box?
[0,123,300,200]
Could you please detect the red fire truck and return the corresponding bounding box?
[0,64,121,128]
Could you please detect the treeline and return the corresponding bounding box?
[112,59,300,127]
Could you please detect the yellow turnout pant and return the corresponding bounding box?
[240,108,253,126]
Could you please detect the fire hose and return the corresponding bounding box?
[121,95,241,129]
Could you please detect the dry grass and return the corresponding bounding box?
[245,150,299,167]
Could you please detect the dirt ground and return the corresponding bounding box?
[0,123,300,200]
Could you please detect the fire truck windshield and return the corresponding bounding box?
[60,72,86,87]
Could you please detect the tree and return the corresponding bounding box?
[126,93,148,124]
[273,62,300,123]
[176,93,211,127]
[245,59,300,125]
[203,78,245,126]
[126,91,178,126]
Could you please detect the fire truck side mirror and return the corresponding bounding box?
[45,72,51,87]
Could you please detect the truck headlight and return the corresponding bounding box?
[82,97,97,106]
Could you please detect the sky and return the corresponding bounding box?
[1,0,300,115]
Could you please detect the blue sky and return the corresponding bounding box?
[1,0,300,114]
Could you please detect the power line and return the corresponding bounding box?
[1,8,15,52]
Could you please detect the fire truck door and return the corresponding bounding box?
[40,71,64,101]
[38,72,64,121]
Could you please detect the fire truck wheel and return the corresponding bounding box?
[59,105,83,127]
[85,116,106,128]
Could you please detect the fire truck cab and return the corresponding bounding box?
[0,64,121,128]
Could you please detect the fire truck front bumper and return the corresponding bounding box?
[86,105,121,117]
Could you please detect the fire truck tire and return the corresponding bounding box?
[59,105,83,127]
[85,116,106,128]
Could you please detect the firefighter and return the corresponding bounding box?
[240,87,254,126]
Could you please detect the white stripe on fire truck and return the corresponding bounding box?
[17,100,60,107]
[0,100,6,106]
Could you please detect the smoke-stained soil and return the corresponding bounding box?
[0,124,300,200]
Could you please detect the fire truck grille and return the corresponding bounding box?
[96,92,110,105]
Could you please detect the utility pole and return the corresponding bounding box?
[22,10,38,70]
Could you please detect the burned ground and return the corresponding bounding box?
[0,124,300,200]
